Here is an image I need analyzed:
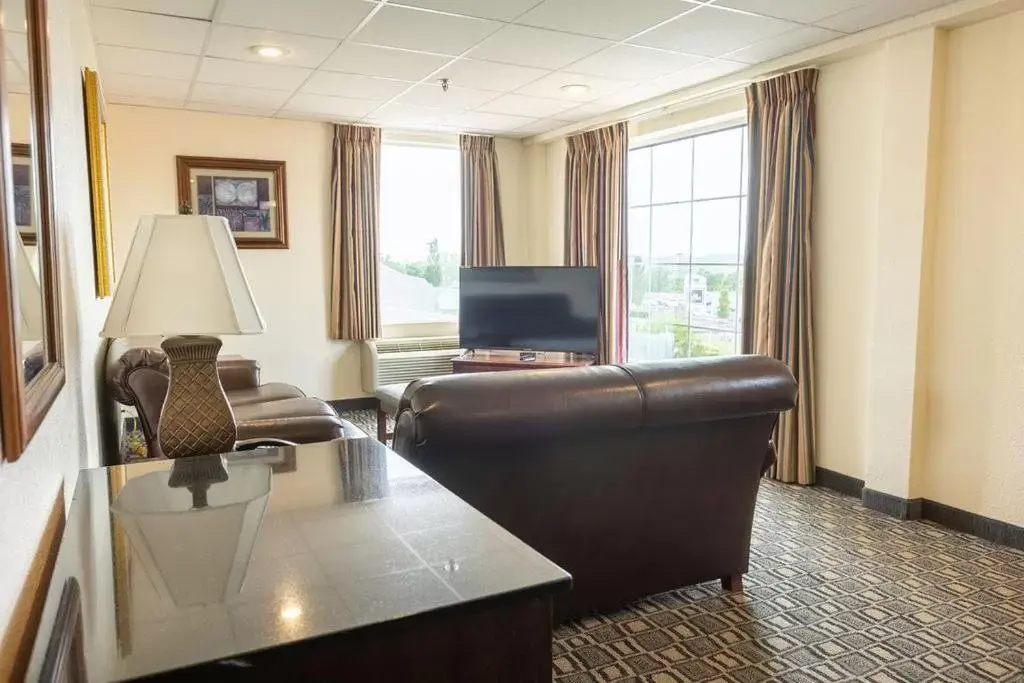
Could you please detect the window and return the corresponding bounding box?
[379,143,461,327]
[628,125,748,361]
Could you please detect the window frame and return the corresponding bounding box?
[378,134,461,339]
[627,116,749,361]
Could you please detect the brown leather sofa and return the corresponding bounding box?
[107,346,363,459]
[393,356,797,621]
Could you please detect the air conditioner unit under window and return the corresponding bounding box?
[361,336,461,393]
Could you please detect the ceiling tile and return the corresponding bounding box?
[190,83,293,109]
[302,71,413,100]
[469,25,611,70]
[515,71,634,101]
[284,92,381,118]
[352,5,501,55]
[92,0,216,20]
[629,5,797,57]
[655,58,746,90]
[396,0,541,21]
[477,93,574,118]
[218,0,375,40]
[196,57,312,91]
[592,83,666,109]
[205,25,339,69]
[511,118,571,135]
[91,7,209,53]
[5,32,28,65]
[5,2,26,30]
[186,101,281,117]
[105,93,186,108]
[554,101,616,120]
[365,103,453,126]
[5,61,28,94]
[567,45,705,80]
[713,0,868,24]
[727,25,842,64]
[396,83,500,109]
[447,111,536,133]
[321,44,450,80]
[97,45,199,80]
[102,73,191,99]
[817,0,954,33]
[518,0,696,41]
[436,58,549,91]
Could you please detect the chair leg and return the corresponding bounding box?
[376,408,388,443]
[721,574,743,593]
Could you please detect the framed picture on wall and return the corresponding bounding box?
[11,143,35,246]
[83,67,116,298]
[176,155,289,249]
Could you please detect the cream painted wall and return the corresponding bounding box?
[523,137,566,266]
[0,0,112,647]
[105,107,529,398]
[811,49,885,481]
[921,10,1024,526]
[105,106,362,400]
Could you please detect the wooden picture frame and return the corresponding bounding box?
[0,0,66,461]
[176,155,289,249]
[82,67,115,298]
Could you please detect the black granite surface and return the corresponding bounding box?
[26,438,569,681]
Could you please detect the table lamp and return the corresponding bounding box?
[101,215,265,459]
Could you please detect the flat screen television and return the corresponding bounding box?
[459,266,600,354]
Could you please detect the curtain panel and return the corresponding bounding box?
[564,122,629,364]
[460,134,506,267]
[330,124,382,341]
[743,68,818,484]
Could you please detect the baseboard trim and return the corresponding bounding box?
[814,476,1024,551]
[815,467,864,498]
[861,489,923,520]
[329,397,379,414]
[922,500,1024,551]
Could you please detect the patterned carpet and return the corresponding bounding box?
[338,409,1024,682]
[551,482,1024,683]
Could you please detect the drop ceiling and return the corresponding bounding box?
[89,0,961,137]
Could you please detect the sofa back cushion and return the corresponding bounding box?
[393,355,797,619]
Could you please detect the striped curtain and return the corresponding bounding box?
[743,69,818,484]
[460,134,506,266]
[564,122,629,364]
[330,124,382,340]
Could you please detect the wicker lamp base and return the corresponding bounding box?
[157,335,237,460]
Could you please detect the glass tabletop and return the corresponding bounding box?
[27,438,570,681]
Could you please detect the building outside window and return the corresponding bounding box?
[627,125,749,361]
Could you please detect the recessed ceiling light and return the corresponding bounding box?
[560,84,590,96]
[251,45,287,58]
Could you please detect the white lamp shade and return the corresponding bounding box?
[101,215,265,337]
[15,235,43,340]
[110,463,272,607]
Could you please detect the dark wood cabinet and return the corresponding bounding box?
[452,350,596,373]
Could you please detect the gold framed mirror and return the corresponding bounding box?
[0,0,65,460]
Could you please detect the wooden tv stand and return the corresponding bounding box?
[453,350,596,373]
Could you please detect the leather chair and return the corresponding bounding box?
[393,355,797,621]
[107,346,364,459]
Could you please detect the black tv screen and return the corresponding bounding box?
[459,267,600,354]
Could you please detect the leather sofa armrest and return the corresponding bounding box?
[218,358,260,392]
[762,441,777,475]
